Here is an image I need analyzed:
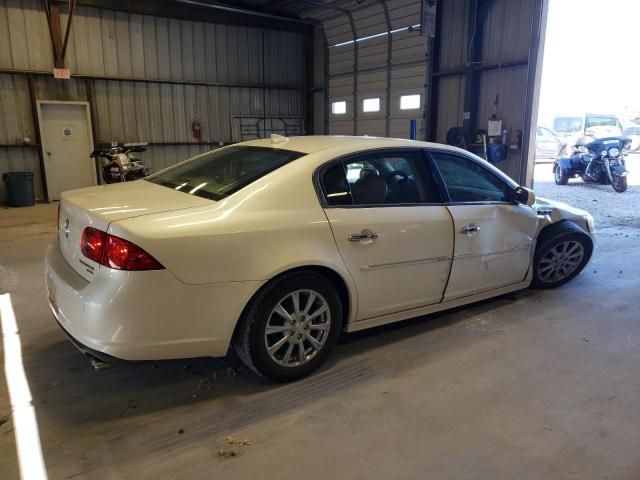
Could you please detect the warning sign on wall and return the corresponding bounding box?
[53,68,71,80]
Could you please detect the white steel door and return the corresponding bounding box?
[38,101,95,200]
[326,206,453,320]
[444,204,537,300]
[428,149,538,301]
[320,149,454,321]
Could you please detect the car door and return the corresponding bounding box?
[428,150,538,301]
[319,149,454,321]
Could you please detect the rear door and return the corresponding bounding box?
[428,150,538,301]
[319,149,453,321]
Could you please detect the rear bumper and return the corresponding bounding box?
[44,239,262,361]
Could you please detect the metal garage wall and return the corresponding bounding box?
[430,0,547,185]
[304,0,428,139]
[0,0,304,202]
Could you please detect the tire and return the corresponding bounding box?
[233,271,343,382]
[553,164,569,185]
[611,175,628,193]
[531,221,593,289]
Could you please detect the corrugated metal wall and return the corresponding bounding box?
[305,0,428,139]
[0,0,304,202]
[430,0,546,185]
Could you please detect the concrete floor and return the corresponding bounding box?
[1,202,639,480]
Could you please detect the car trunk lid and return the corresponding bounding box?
[58,181,212,281]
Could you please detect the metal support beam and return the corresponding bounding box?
[43,0,77,68]
[321,26,330,134]
[0,67,303,91]
[522,0,548,187]
[427,0,442,142]
[462,0,488,142]
[335,7,358,136]
[380,0,392,138]
[303,25,315,135]
[71,0,306,32]
[26,74,48,201]
[432,59,529,78]
[60,0,77,61]
[43,0,64,68]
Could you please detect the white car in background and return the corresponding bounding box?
[553,113,624,154]
[45,136,595,382]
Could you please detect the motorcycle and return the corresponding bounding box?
[552,136,630,193]
[90,143,151,184]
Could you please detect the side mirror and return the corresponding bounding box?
[514,186,535,206]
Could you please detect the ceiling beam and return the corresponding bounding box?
[68,0,307,31]
[260,0,300,13]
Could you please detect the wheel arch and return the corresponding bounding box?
[535,219,592,252]
[231,265,355,344]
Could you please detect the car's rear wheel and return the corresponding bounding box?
[531,222,593,289]
[233,271,343,382]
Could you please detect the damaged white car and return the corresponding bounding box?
[45,136,595,381]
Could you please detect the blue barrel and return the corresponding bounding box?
[3,171,35,207]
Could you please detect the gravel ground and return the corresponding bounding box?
[533,153,640,230]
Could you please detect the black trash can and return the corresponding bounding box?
[3,171,36,207]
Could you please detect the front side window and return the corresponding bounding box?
[430,152,513,203]
[321,150,441,206]
[146,146,304,201]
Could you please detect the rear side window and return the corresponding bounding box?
[430,152,513,203]
[321,150,441,206]
[146,146,304,200]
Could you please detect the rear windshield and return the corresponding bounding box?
[553,117,582,133]
[146,146,305,200]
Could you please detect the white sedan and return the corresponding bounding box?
[45,136,595,381]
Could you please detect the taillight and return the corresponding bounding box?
[80,227,163,271]
[81,227,107,263]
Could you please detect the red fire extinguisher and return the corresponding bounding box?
[192,104,201,142]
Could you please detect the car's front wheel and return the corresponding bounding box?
[233,271,343,382]
[531,221,593,289]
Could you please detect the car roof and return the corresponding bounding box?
[238,135,459,155]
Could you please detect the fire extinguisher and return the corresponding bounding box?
[192,104,201,142]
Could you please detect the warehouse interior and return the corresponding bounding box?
[2,1,640,479]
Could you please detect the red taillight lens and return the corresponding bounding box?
[80,227,163,271]
[104,235,164,271]
[81,227,107,263]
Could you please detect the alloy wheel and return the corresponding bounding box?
[537,240,585,283]
[264,290,331,367]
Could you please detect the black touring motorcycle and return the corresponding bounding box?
[553,137,630,192]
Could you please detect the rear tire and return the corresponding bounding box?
[233,271,343,382]
[531,221,593,289]
[553,165,569,185]
[611,175,627,193]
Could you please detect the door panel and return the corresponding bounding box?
[444,204,537,300]
[325,206,453,320]
[39,102,95,200]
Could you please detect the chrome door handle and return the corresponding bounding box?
[348,230,379,242]
[459,225,480,234]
